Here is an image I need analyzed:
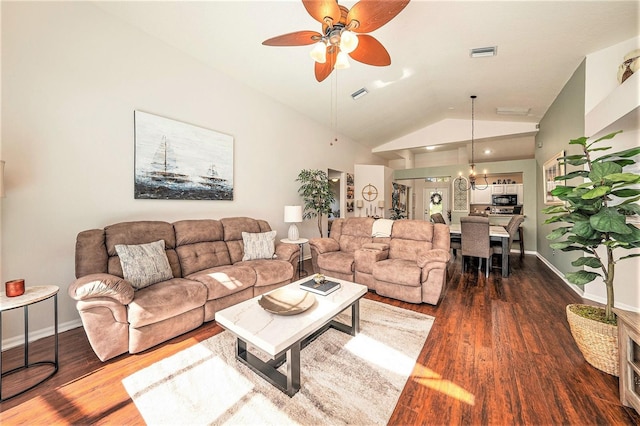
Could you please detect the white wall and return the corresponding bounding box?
[583,37,640,311]
[354,164,392,218]
[1,2,383,344]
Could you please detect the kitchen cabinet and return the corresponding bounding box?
[492,183,520,194]
[516,184,524,205]
[470,187,492,204]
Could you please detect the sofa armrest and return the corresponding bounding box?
[309,238,340,254]
[361,242,390,251]
[417,249,451,270]
[274,241,300,264]
[68,273,134,305]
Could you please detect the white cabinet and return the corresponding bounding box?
[516,184,524,205]
[470,188,492,204]
[492,183,520,194]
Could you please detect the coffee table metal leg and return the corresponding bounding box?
[235,338,301,397]
[285,344,301,396]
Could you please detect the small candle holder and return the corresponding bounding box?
[5,279,25,297]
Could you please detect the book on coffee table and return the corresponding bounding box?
[299,279,341,296]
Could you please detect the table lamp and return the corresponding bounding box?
[378,200,385,216]
[356,200,364,216]
[284,205,303,241]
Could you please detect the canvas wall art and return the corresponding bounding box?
[543,150,565,205]
[134,111,234,200]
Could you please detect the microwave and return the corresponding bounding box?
[492,194,518,206]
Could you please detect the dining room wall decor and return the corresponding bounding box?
[543,150,565,205]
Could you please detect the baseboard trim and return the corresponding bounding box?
[1,319,83,350]
[535,252,640,313]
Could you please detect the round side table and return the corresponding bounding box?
[1,285,59,401]
[281,238,309,279]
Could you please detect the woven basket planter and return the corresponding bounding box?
[566,304,619,376]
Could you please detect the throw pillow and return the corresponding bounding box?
[242,230,277,261]
[115,240,174,290]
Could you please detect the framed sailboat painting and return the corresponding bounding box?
[134,111,234,200]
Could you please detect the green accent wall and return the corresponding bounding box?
[535,60,586,276]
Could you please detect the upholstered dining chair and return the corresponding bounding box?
[460,216,494,277]
[492,215,525,270]
[431,213,446,224]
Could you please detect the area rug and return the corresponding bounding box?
[122,299,434,425]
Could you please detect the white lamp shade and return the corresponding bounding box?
[310,41,327,63]
[356,200,364,208]
[334,51,350,69]
[284,205,303,223]
[378,200,385,208]
[339,30,359,53]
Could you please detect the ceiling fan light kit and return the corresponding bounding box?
[263,0,410,82]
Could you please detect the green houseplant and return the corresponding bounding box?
[296,169,336,237]
[542,130,640,375]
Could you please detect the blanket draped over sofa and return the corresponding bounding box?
[69,217,299,361]
[309,218,450,305]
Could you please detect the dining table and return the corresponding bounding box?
[449,223,511,277]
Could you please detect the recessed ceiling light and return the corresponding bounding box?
[470,46,497,58]
[496,106,531,116]
[351,87,368,100]
[484,149,492,155]
[426,146,436,151]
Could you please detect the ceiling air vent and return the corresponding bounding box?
[470,46,497,58]
[351,88,368,100]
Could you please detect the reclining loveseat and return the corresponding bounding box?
[309,217,450,305]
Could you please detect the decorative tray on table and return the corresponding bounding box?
[258,287,316,315]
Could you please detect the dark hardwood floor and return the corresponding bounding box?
[1,254,638,425]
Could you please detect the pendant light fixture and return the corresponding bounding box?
[457,95,489,191]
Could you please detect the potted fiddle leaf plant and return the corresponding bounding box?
[542,130,640,376]
[296,169,336,236]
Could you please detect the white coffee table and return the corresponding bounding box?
[215,277,367,396]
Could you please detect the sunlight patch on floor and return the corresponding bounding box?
[412,364,476,405]
[344,333,416,376]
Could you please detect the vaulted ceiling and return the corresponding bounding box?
[95,1,639,162]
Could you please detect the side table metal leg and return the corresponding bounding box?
[24,305,29,366]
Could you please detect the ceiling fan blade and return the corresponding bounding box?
[347,0,410,33]
[302,0,342,25]
[262,30,321,46]
[349,34,391,66]
[315,48,337,82]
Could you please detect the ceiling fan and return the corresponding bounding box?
[262,0,410,82]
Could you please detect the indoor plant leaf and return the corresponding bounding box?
[590,207,632,234]
[565,270,600,285]
[582,186,610,199]
[571,256,603,268]
[589,162,622,182]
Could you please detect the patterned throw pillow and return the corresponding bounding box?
[242,231,277,261]
[115,240,174,290]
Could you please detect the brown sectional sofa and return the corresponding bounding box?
[309,217,450,305]
[69,217,299,361]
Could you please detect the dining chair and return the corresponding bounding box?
[431,213,446,224]
[492,215,525,269]
[460,216,494,277]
